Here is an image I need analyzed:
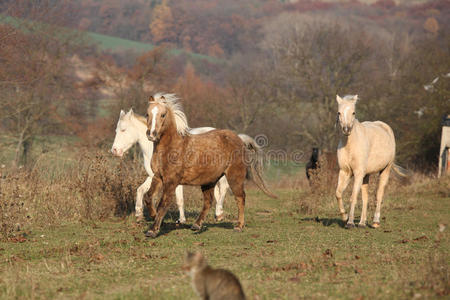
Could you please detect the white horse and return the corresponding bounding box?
[111,109,230,223]
[335,95,407,229]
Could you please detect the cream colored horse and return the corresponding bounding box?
[335,95,407,228]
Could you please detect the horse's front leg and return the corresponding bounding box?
[145,182,176,238]
[144,176,162,219]
[359,175,370,227]
[136,176,152,222]
[335,170,351,222]
[347,171,364,229]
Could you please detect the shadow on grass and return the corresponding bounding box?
[157,221,234,237]
[142,210,235,237]
[300,216,347,228]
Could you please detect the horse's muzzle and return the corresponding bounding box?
[342,126,352,136]
[111,147,123,157]
[146,129,157,142]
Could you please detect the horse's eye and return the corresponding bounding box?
[161,113,166,118]
[337,112,341,115]
[145,113,148,118]
[352,112,355,115]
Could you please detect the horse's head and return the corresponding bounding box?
[336,95,358,136]
[111,109,138,157]
[146,95,169,142]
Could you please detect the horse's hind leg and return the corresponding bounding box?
[214,176,229,222]
[372,165,391,228]
[174,185,186,224]
[335,170,351,222]
[225,175,246,232]
[192,184,215,231]
[358,175,370,227]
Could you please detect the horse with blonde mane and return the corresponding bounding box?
[335,95,408,229]
[144,93,276,238]
[111,109,257,223]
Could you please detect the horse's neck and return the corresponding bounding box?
[154,118,184,154]
[132,116,154,160]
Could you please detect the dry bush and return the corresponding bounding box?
[0,169,31,240]
[300,153,339,215]
[0,165,85,240]
[74,152,143,220]
[0,150,150,240]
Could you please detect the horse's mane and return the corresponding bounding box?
[343,95,358,101]
[152,92,190,136]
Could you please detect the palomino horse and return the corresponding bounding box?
[144,93,276,237]
[335,95,407,228]
[111,109,256,223]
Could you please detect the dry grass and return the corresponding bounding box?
[0,151,148,241]
[0,150,449,299]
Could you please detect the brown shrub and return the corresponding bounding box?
[0,150,149,240]
[73,152,143,220]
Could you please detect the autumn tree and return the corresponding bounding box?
[0,1,83,166]
[261,14,374,151]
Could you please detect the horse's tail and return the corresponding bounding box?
[392,163,411,177]
[238,134,278,199]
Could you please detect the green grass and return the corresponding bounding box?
[1,179,448,299]
[0,14,220,63]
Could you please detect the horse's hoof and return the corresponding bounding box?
[145,230,158,238]
[233,226,243,232]
[191,224,202,231]
[357,223,366,228]
[371,222,380,229]
[345,222,355,229]
[176,219,186,225]
[341,214,348,222]
[215,214,224,222]
[136,215,144,223]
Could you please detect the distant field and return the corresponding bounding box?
[0,14,219,63]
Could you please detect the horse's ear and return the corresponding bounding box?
[352,95,359,103]
[129,108,134,114]
[149,95,155,103]
[160,95,165,101]
[336,95,343,104]
[119,110,125,118]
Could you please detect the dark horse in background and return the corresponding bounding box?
[305,147,319,181]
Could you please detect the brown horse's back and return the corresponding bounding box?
[179,129,246,186]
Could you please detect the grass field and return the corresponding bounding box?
[1,169,448,299]
[0,14,220,64]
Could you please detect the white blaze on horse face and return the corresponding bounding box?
[338,101,356,134]
[150,106,159,137]
[343,105,353,124]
